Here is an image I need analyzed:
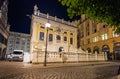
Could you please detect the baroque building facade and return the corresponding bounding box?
[0,0,9,60]
[6,31,30,55]
[30,5,77,62]
[78,14,120,60]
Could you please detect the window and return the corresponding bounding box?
[64,36,67,41]
[93,36,98,42]
[27,46,30,49]
[39,32,44,40]
[49,28,53,31]
[16,37,20,41]
[9,48,12,51]
[101,33,108,40]
[27,39,30,42]
[70,33,73,35]
[15,46,19,49]
[113,31,119,37]
[103,24,106,28]
[27,42,30,45]
[56,35,61,40]
[16,41,20,44]
[64,32,67,34]
[49,34,53,41]
[93,23,97,33]
[70,38,73,44]
[40,26,45,29]
[86,20,89,27]
[81,26,84,38]
[86,21,90,36]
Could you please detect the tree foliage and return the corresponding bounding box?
[58,0,120,33]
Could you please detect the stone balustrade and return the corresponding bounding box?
[31,50,107,63]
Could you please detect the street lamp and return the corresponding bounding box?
[44,22,51,66]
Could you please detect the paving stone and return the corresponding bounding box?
[0,61,119,79]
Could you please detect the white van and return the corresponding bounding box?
[8,50,24,61]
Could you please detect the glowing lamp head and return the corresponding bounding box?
[45,23,51,28]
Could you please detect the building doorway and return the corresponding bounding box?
[93,46,99,54]
[87,48,91,53]
[114,42,120,60]
[102,45,110,60]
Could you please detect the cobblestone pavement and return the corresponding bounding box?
[0,61,120,79]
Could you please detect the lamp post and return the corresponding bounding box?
[44,22,51,66]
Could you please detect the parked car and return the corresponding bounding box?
[7,50,24,61]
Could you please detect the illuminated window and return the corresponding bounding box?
[16,41,20,44]
[93,36,98,42]
[21,41,25,45]
[101,33,108,40]
[39,32,44,40]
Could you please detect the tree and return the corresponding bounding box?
[58,0,120,33]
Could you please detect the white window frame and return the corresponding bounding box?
[101,33,108,40]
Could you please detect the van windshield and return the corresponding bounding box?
[13,51,22,54]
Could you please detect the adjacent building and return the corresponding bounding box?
[6,31,30,55]
[0,0,9,60]
[78,14,120,60]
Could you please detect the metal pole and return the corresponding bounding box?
[44,27,48,66]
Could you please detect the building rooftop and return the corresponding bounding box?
[33,5,77,28]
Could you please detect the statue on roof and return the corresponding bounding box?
[34,4,38,11]
[34,4,38,15]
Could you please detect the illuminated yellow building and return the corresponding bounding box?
[79,14,120,60]
[30,5,78,62]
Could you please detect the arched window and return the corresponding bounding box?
[102,45,110,52]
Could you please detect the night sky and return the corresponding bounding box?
[8,0,74,34]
